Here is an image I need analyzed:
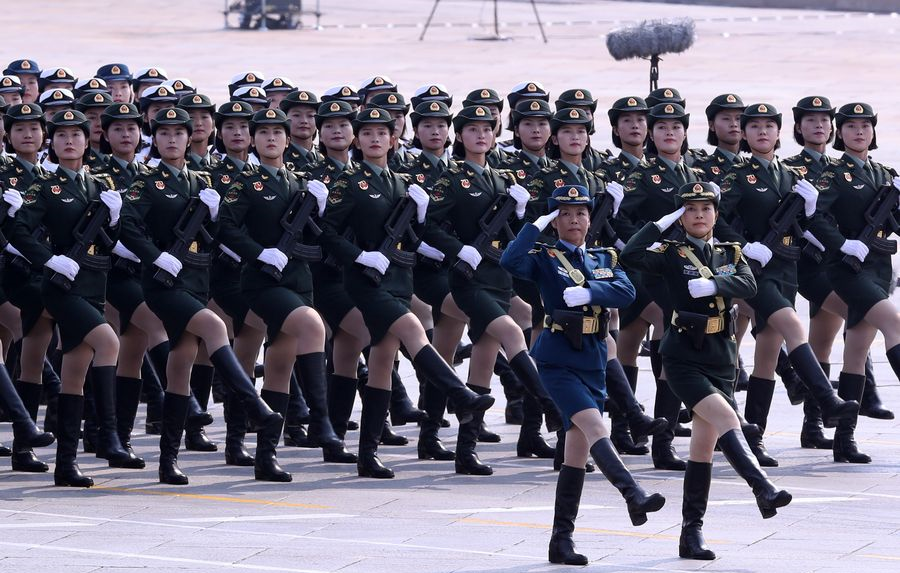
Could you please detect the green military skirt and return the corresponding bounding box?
[41,268,107,353]
[449,261,511,343]
[242,260,314,342]
[661,331,737,408]
[344,263,413,345]
[2,256,44,337]
[105,259,145,335]
[746,257,797,334]
[142,266,209,346]
[413,258,452,325]
[828,252,894,328]
[797,251,832,319]
[311,261,355,332]
[210,253,249,335]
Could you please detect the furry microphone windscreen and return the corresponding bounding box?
[606,18,695,61]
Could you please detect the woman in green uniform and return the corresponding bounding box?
[366,92,414,170]
[119,107,283,485]
[74,91,112,171]
[622,182,792,561]
[180,94,219,172]
[717,103,860,467]
[320,107,494,478]
[12,109,139,487]
[424,105,560,476]
[809,102,900,464]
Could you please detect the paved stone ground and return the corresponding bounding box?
[2,1,900,571]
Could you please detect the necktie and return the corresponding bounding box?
[820,155,829,169]
[675,163,687,183]
[769,162,781,188]
[75,173,87,198]
[127,163,137,178]
[538,156,549,168]
[864,162,876,184]
[382,170,392,188]
[703,243,713,263]
[571,247,584,268]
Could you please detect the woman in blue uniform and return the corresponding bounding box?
[501,184,665,565]
[621,182,791,561]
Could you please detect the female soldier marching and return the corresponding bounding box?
[502,184,665,565]
[621,182,791,561]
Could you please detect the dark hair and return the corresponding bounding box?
[47,122,91,164]
[707,123,718,147]
[4,123,47,155]
[793,115,835,146]
[100,118,142,155]
[834,120,877,151]
[411,117,451,152]
[351,120,395,162]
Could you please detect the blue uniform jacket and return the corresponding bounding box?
[500,223,636,370]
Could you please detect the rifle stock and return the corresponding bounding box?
[260,190,323,281]
[843,183,900,273]
[451,193,516,279]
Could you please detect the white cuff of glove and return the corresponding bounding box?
[562,286,592,307]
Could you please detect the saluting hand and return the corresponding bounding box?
[307,179,329,217]
[508,184,530,219]
[100,190,122,225]
[563,286,591,307]
[654,207,686,232]
[606,182,624,216]
[199,188,220,221]
[3,189,23,217]
[407,184,429,223]
[793,179,819,217]
[533,209,559,232]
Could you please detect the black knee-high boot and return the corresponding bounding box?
[81,371,98,453]
[144,342,170,434]
[455,385,493,476]
[744,377,778,467]
[92,366,144,468]
[508,350,562,432]
[717,429,792,518]
[621,364,649,447]
[411,346,494,424]
[417,382,454,460]
[184,365,217,452]
[679,461,715,560]
[224,389,254,466]
[801,363,833,449]
[649,340,685,470]
[54,393,93,487]
[116,376,145,465]
[283,372,311,447]
[159,392,190,485]
[357,386,394,479]
[589,437,666,525]
[860,353,893,419]
[833,372,870,464]
[41,356,60,434]
[495,352,524,425]
[789,343,858,426]
[517,394,556,458]
[10,381,50,472]
[295,353,349,457]
[389,362,427,425]
[323,374,358,463]
[607,358,666,455]
[775,346,806,405]
[548,465,588,565]
[255,390,291,482]
[209,346,281,431]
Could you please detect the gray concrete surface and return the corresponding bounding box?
[2,1,900,571]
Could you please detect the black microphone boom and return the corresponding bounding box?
[606,17,695,91]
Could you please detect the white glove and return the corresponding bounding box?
[258,247,288,272]
[100,190,123,225]
[508,184,530,219]
[793,179,819,218]
[3,189,23,217]
[802,230,825,252]
[199,187,220,221]
[457,245,482,270]
[563,286,592,307]
[307,179,328,217]
[606,182,624,216]
[654,207,686,232]
[416,241,445,262]
[112,241,140,263]
[533,209,559,232]
[840,239,869,263]
[152,252,183,277]
[407,184,429,224]
[45,254,80,281]
[893,176,900,192]
[355,251,390,274]
[688,277,718,298]
[742,242,773,267]
[219,244,241,262]
[3,243,25,259]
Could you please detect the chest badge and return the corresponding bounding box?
[715,263,736,276]
[8,178,17,187]
[155,180,166,190]
[651,174,662,184]
[592,267,613,279]
[359,180,369,190]
[165,193,178,199]
[516,169,526,180]
[746,174,757,184]
[368,193,382,199]
[554,178,565,188]
[416,173,425,184]
[51,185,61,194]
[711,166,720,175]
[220,175,231,184]
[61,197,74,203]
[323,175,331,184]
[661,187,674,193]
[253,181,264,191]
[845,173,853,182]
[263,194,276,200]
[461,179,470,189]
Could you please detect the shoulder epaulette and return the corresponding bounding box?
[588,246,619,267]
[715,241,743,264]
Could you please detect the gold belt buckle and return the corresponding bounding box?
[396,242,403,250]
[189,241,199,253]
[87,244,96,255]
[582,316,598,334]
[877,230,885,238]
[491,240,501,249]
[781,235,792,246]
[706,316,724,334]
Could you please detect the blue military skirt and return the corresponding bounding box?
[535,361,607,431]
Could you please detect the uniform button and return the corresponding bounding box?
[709,302,716,308]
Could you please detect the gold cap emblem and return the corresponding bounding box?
[429,102,440,112]
[726,94,736,103]
[475,107,486,117]
[52,90,63,100]
[21,105,31,114]
[265,109,276,119]
[149,68,159,77]
[663,89,674,98]
[329,102,340,112]
[273,78,283,87]
[372,110,381,118]
[758,104,768,113]
[246,73,256,82]
[854,104,864,114]
[526,83,537,92]
[63,111,74,120]
[93,93,105,103]
[341,87,351,96]
[166,109,177,119]
[111,65,121,75]
[480,89,491,98]
[567,187,579,197]
[298,91,309,101]
[812,97,822,107]
[56,69,66,78]
[21,61,31,70]
[664,104,674,114]
[627,97,637,106]
[574,90,584,99]
[569,109,579,119]
[157,87,168,96]
[231,103,242,112]
[1,78,10,87]
[119,104,130,113]
[693,183,703,192]
[530,101,540,111]
[374,77,384,86]
[192,95,202,104]
[429,86,439,96]
[387,94,398,104]
[89,79,100,88]
[249,88,259,97]
[173,81,184,90]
